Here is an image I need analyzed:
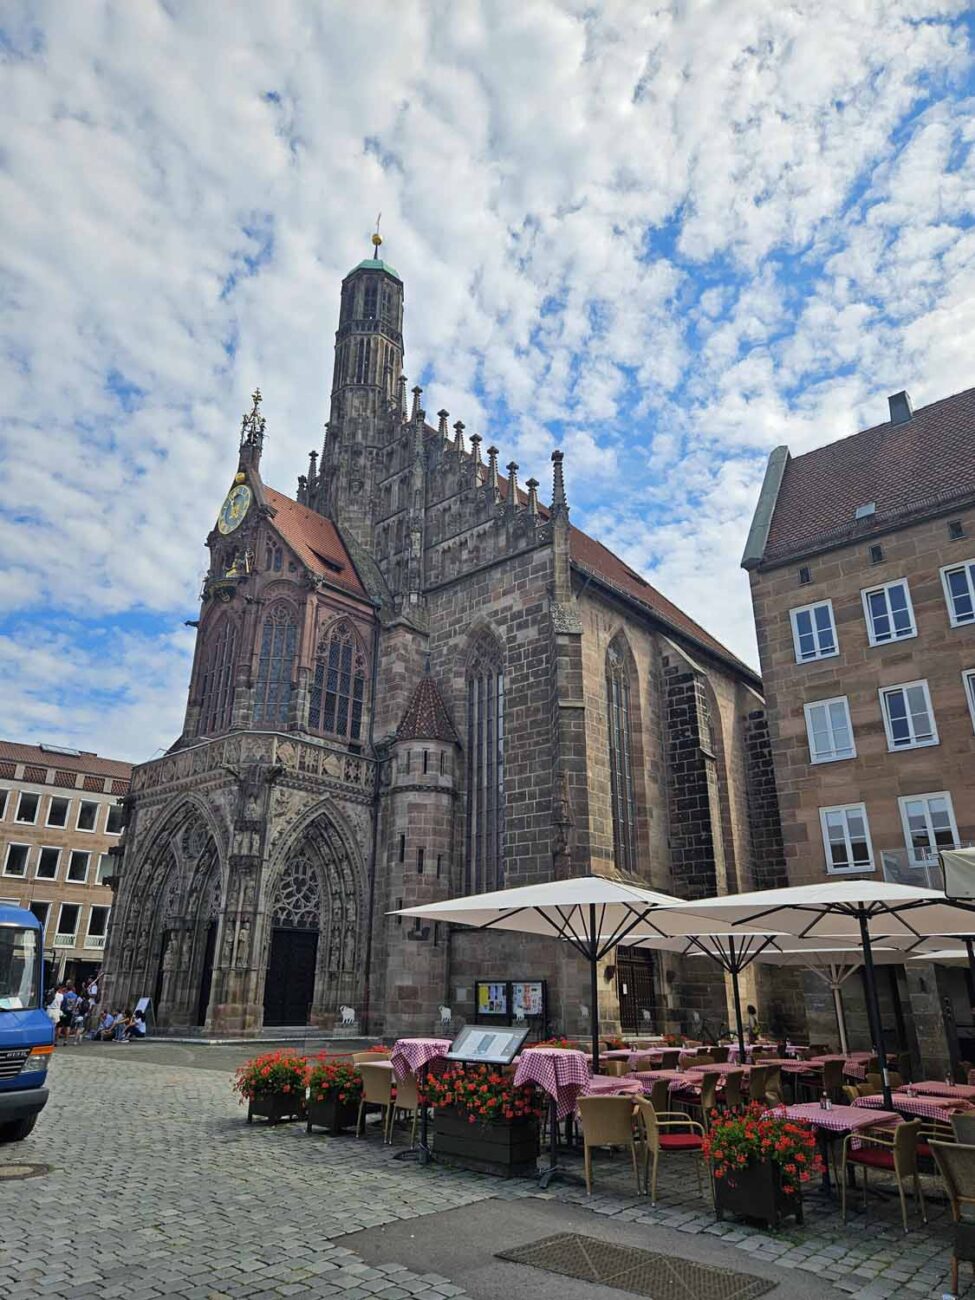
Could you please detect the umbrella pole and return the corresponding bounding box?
[857,912,893,1109]
[728,940,746,1059]
[831,978,849,1057]
[589,905,600,1074]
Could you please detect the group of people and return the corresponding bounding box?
[44,972,148,1044]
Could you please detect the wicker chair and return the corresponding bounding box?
[352,1049,391,1063]
[931,1141,975,1296]
[630,1055,654,1072]
[710,1045,730,1064]
[721,1071,742,1111]
[601,1059,630,1077]
[577,1095,640,1196]
[389,1071,420,1146]
[953,1114,975,1145]
[356,1063,396,1143]
[659,1049,681,1069]
[764,1066,783,1106]
[682,1071,720,1132]
[633,1097,707,1205]
[841,1118,926,1233]
[648,1078,670,1113]
[747,1065,769,1104]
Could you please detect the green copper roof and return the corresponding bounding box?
[351,257,401,280]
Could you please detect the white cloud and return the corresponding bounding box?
[0,0,973,748]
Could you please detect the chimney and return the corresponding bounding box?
[888,391,913,425]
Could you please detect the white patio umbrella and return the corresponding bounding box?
[648,880,975,1106]
[391,875,774,1072]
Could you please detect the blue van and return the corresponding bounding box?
[0,905,54,1142]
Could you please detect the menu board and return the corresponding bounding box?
[512,981,543,1019]
[445,1024,531,1064]
[476,981,508,1016]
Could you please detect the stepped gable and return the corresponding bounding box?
[395,675,459,743]
[264,487,366,596]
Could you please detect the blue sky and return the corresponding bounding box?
[1,1,974,762]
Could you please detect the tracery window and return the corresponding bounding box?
[606,639,636,875]
[253,605,297,726]
[198,618,238,736]
[273,857,322,929]
[354,336,372,384]
[363,281,378,319]
[465,635,505,892]
[309,620,366,741]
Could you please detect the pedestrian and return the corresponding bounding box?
[47,983,65,1038]
[58,982,78,1044]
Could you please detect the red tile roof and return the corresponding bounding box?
[568,527,755,677]
[763,386,975,564]
[264,487,367,597]
[396,676,459,743]
[0,740,132,781]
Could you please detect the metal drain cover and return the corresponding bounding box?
[0,1163,50,1181]
[498,1233,775,1300]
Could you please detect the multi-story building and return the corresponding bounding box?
[0,740,132,986]
[743,387,975,1065]
[101,240,787,1041]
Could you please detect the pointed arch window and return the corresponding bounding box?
[198,618,238,736]
[309,620,366,741]
[254,605,297,726]
[465,635,505,892]
[607,639,636,874]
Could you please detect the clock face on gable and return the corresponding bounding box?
[217,483,252,535]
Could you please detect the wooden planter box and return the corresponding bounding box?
[714,1160,803,1229]
[433,1107,539,1178]
[306,1091,360,1136]
[246,1092,305,1126]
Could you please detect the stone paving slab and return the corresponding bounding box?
[0,1052,962,1300]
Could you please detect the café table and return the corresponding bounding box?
[630,1068,691,1088]
[855,1091,974,1127]
[389,1037,453,1165]
[578,1075,645,1112]
[901,1081,975,1102]
[770,1102,901,1194]
[727,1042,777,1063]
[514,1047,591,1188]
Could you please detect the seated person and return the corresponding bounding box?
[93,1010,116,1040]
[112,1010,132,1041]
[126,1009,148,1041]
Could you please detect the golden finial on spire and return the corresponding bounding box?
[371,211,383,253]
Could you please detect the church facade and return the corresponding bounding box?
[102,248,795,1039]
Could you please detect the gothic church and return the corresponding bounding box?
[103,241,791,1039]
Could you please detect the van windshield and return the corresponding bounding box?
[0,926,39,1011]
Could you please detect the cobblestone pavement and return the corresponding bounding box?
[0,1051,963,1300]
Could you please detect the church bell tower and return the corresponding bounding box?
[309,228,405,550]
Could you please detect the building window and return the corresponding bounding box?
[254,605,297,725]
[798,566,811,586]
[56,903,80,942]
[398,835,405,863]
[106,804,124,835]
[363,281,378,319]
[965,670,975,733]
[36,848,60,881]
[96,854,113,886]
[606,639,636,875]
[862,579,916,646]
[879,680,938,751]
[15,792,39,824]
[417,847,424,875]
[29,901,50,930]
[941,558,975,626]
[804,696,856,764]
[790,600,838,663]
[949,520,965,541]
[199,617,238,735]
[46,796,69,827]
[820,804,874,874]
[67,851,90,884]
[86,905,110,948]
[3,844,29,877]
[76,800,99,832]
[0,789,7,820]
[309,620,366,741]
[898,792,959,867]
[869,544,884,564]
[465,634,505,892]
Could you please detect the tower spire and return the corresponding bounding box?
[551,449,569,517]
[238,387,266,473]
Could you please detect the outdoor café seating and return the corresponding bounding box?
[931,1140,975,1297]
[577,1095,641,1196]
[841,1118,926,1234]
[356,1062,396,1143]
[633,1096,707,1205]
[954,1113,975,1145]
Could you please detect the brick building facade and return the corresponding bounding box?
[743,388,975,1069]
[0,740,131,985]
[102,246,785,1039]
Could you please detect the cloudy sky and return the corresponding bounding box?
[2,1,974,763]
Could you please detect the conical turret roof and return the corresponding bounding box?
[395,675,458,743]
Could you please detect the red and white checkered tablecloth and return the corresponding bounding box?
[513,1048,591,1119]
[855,1092,974,1126]
[683,1064,748,1077]
[390,1038,452,1081]
[903,1082,975,1102]
[727,1042,778,1063]
[630,1069,688,1086]
[773,1102,901,1135]
[578,1076,644,1114]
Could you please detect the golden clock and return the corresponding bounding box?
[217,483,252,535]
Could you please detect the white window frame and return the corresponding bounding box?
[964,670,975,733]
[879,679,939,751]
[29,900,51,930]
[105,804,124,835]
[14,792,39,825]
[45,795,70,828]
[861,578,917,646]
[56,902,80,940]
[66,850,90,884]
[35,846,61,881]
[898,791,960,867]
[75,800,99,833]
[803,696,856,764]
[0,788,8,821]
[85,905,110,946]
[2,843,30,878]
[819,803,875,875]
[941,558,975,627]
[95,853,113,886]
[790,599,839,664]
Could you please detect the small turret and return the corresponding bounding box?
[238,388,266,473]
